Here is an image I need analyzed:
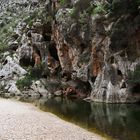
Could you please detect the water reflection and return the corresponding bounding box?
[36,97,140,140]
[90,103,140,140]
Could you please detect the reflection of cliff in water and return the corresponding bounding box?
[37,97,140,140]
[37,97,91,124]
[90,103,140,140]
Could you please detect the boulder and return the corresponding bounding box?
[0,56,27,79]
[54,90,63,96]
[30,80,50,97]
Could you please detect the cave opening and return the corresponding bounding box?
[117,69,123,76]
[42,22,52,42]
[90,76,97,83]
[19,57,35,67]
[80,43,86,48]
[73,78,92,95]
[49,42,59,61]
[110,56,115,64]
[80,43,87,52]
[43,34,51,41]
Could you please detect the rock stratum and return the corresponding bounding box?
[0,0,140,103]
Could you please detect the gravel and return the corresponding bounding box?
[0,98,106,140]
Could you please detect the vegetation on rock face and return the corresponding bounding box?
[16,67,42,89]
[92,4,106,15]
[60,0,66,5]
[0,1,48,53]
[109,0,140,61]
[68,0,140,18]
[16,74,33,90]
[0,17,18,52]
[68,0,92,18]
[0,0,140,104]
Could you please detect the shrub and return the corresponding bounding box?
[0,43,8,53]
[60,0,66,5]
[16,75,33,90]
[70,0,92,19]
[16,67,42,89]
[69,8,76,18]
[92,4,106,15]
[2,28,8,33]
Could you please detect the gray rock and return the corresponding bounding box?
[54,90,63,96]
[0,56,27,79]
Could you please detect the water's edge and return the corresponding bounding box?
[2,96,140,140]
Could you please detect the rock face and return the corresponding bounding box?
[0,56,27,79]
[0,0,140,103]
[0,53,26,96]
[52,0,140,103]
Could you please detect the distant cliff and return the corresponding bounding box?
[0,0,140,103]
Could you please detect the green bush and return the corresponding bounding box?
[60,0,66,5]
[16,75,33,90]
[16,67,42,89]
[69,8,76,18]
[2,28,8,33]
[92,4,106,15]
[0,42,9,53]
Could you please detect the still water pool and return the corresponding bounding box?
[35,97,140,140]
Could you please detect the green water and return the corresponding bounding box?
[35,97,140,140]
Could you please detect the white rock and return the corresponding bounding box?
[31,80,49,96]
[54,90,62,96]
[0,56,27,79]
[8,82,21,95]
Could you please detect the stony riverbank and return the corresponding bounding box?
[0,98,106,140]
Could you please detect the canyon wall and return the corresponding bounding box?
[0,0,140,103]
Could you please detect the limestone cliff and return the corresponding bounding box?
[0,0,140,103]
